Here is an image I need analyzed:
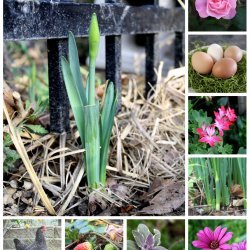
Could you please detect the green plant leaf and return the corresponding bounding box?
[153,229,161,246]
[68,31,87,106]
[100,82,118,184]
[23,124,48,135]
[3,146,20,172]
[61,57,85,144]
[84,103,100,188]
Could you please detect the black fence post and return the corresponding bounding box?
[145,0,159,96]
[47,0,70,133]
[175,0,184,68]
[47,38,70,133]
[105,0,122,110]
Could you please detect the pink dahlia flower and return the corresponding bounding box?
[192,226,233,249]
[197,125,221,147]
[232,240,247,250]
[195,0,237,20]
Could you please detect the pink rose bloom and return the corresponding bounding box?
[192,226,233,249]
[195,0,237,19]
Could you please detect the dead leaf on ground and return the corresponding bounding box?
[140,180,185,215]
[230,184,244,198]
[233,199,245,207]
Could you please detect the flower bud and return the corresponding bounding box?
[88,13,100,60]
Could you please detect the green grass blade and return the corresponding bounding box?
[84,103,100,188]
[236,158,247,209]
[68,31,87,106]
[61,57,85,143]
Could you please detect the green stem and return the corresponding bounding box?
[213,160,221,211]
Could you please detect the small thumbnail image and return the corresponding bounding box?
[3,219,61,250]
[188,96,246,154]
[189,219,246,249]
[127,219,185,250]
[65,219,123,250]
[188,0,246,31]
[189,35,246,93]
[188,157,246,216]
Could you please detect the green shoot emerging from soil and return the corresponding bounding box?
[189,46,246,93]
[61,13,118,188]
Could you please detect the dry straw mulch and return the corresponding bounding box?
[4,67,185,216]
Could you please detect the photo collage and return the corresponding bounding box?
[1,0,248,249]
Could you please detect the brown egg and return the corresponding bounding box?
[191,51,214,74]
[224,46,243,62]
[212,58,237,79]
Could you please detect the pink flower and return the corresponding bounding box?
[214,106,237,135]
[214,118,230,136]
[197,125,221,147]
[195,0,237,20]
[214,106,227,119]
[232,240,246,250]
[196,124,208,137]
[192,226,233,249]
[225,107,237,123]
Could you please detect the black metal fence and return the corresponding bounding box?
[4,0,184,133]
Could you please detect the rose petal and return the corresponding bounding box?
[223,8,237,19]
[195,0,209,18]
[228,0,237,9]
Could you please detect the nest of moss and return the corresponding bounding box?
[189,46,247,93]
[3,67,185,216]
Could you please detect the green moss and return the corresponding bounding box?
[188,46,247,93]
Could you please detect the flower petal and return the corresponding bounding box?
[223,8,237,19]
[195,0,209,18]
[218,227,227,241]
[204,227,214,241]
[192,240,209,248]
[214,226,222,241]
[197,230,211,244]
[219,232,233,245]
[219,243,233,249]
